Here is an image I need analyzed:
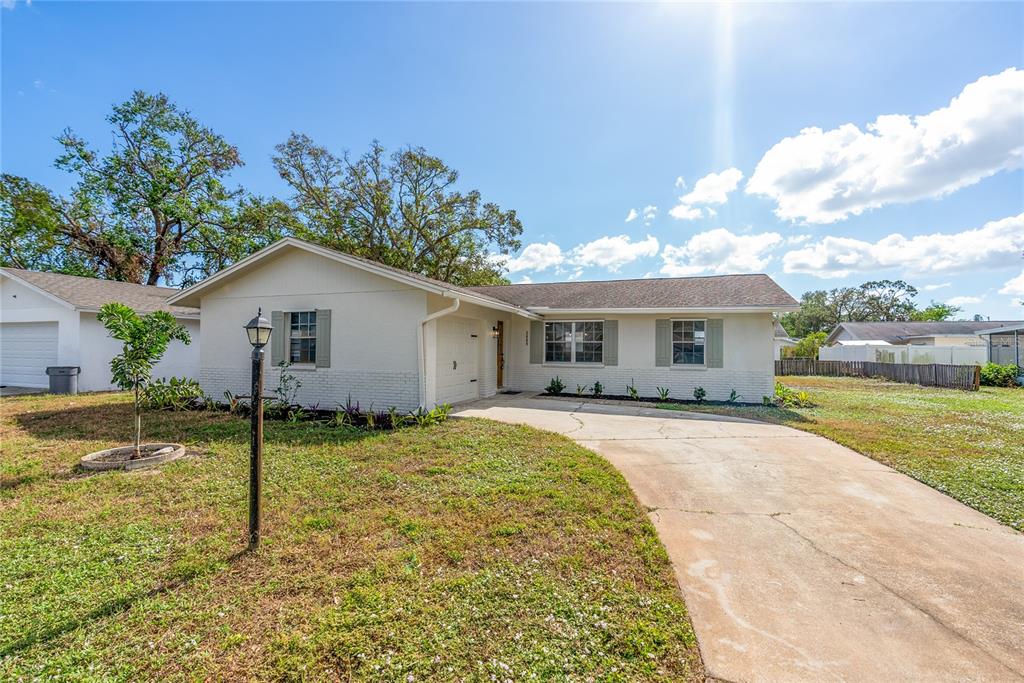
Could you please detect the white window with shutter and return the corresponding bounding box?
[288,311,317,364]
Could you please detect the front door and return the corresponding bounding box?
[496,321,505,387]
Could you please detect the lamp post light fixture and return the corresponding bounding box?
[243,308,272,550]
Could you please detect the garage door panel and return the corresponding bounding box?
[435,317,479,405]
[1,322,59,388]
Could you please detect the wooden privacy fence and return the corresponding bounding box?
[775,359,981,391]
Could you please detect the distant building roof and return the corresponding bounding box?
[1,268,198,317]
[977,322,1024,335]
[825,321,1023,345]
[774,321,792,338]
[470,274,798,310]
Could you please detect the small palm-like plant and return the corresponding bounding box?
[98,302,191,458]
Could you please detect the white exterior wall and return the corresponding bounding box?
[196,249,426,411]
[78,313,200,392]
[0,276,81,372]
[506,312,776,402]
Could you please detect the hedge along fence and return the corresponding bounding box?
[775,359,981,391]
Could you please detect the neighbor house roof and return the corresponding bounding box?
[469,274,798,312]
[977,322,1024,335]
[825,321,1023,345]
[774,321,792,338]
[1,268,198,317]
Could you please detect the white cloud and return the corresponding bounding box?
[504,242,564,273]
[782,213,1024,278]
[2,0,31,10]
[502,234,660,276]
[680,168,744,205]
[668,204,703,221]
[747,68,1024,224]
[675,176,687,189]
[670,168,743,221]
[660,228,782,276]
[1000,270,1024,296]
[642,205,657,225]
[786,234,812,245]
[947,296,983,307]
[570,234,659,272]
[922,282,952,291]
[625,208,638,223]
[515,275,533,285]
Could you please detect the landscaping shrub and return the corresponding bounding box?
[625,379,640,400]
[770,381,814,408]
[142,376,203,411]
[980,362,1020,388]
[545,376,565,395]
[592,381,603,397]
[692,386,706,404]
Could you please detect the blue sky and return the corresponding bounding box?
[3,2,1023,318]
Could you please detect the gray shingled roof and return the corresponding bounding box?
[469,274,797,310]
[2,268,198,316]
[827,321,1023,344]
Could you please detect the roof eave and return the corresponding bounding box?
[167,237,542,319]
[525,305,800,315]
[0,269,77,311]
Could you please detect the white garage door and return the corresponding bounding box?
[1,322,59,388]
[435,317,479,405]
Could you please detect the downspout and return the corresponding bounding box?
[417,294,461,408]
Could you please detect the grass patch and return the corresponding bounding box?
[657,376,1024,531]
[0,392,700,681]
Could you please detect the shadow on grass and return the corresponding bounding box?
[0,549,251,658]
[11,402,380,450]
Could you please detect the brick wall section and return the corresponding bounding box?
[508,364,774,403]
[201,365,421,412]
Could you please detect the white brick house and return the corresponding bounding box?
[169,238,799,409]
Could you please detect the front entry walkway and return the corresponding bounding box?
[456,394,1024,682]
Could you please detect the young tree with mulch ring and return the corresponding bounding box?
[97,302,191,457]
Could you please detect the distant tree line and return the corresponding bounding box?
[779,280,962,339]
[0,91,521,287]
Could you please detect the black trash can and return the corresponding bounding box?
[46,366,80,395]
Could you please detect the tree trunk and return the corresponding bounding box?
[134,384,142,458]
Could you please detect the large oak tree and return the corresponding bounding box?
[1,91,295,286]
[272,135,522,286]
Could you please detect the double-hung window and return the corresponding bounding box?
[545,321,603,364]
[672,320,705,366]
[289,311,317,364]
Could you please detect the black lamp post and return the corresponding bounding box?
[244,308,273,550]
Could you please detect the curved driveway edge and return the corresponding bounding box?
[455,394,1024,682]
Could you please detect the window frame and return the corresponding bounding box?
[671,318,707,368]
[544,320,604,365]
[287,310,318,366]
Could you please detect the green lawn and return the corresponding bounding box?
[0,392,701,681]
[658,376,1024,531]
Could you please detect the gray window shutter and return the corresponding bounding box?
[315,309,331,368]
[655,319,671,367]
[270,311,285,365]
[707,318,724,368]
[530,320,544,364]
[603,320,618,366]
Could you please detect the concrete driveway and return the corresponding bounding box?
[456,394,1024,682]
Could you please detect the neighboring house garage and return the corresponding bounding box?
[0,268,200,392]
[0,321,59,388]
